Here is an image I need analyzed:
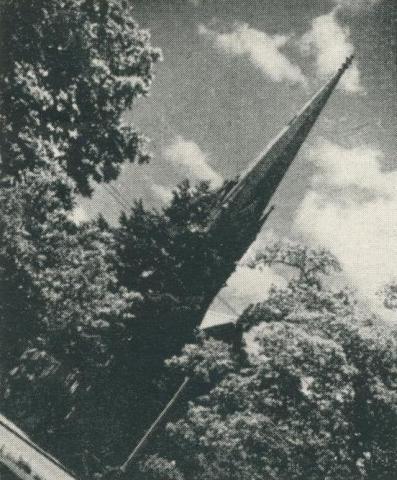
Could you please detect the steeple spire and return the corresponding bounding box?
[207,55,354,233]
[199,55,354,313]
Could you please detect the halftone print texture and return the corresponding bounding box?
[0,1,395,479]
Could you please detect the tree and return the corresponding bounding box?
[0,168,142,475]
[0,178,231,478]
[114,180,230,372]
[116,180,225,299]
[380,281,397,311]
[145,243,397,480]
[0,0,161,196]
[0,2,161,474]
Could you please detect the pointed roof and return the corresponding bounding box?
[207,55,354,229]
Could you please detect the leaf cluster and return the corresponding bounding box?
[0,0,161,196]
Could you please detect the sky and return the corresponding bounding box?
[78,0,396,324]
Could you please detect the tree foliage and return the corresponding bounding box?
[113,180,231,376]
[0,178,233,478]
[1,3,395,480]
[116,180,226,302]
[145,243,397,480]
[2,174,395,480]
[380,280,397,311]
[0,169,142,473]
[0,0,161,196]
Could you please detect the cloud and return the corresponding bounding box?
[300,10,363,93]
[141,174,174,203]
[199,23,307,85]
[334,0,382,10]
[70,206,89,225]
[164,136,223,188]
[295,139,397,307]
[307,140,394,197]
[150,182,173,203]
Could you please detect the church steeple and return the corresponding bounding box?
[102,57,357,474]
[200,55,354,312]
[208,55,354,232]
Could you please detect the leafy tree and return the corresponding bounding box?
[380,281,397,311]
[2,169,395,480]
[116,180,226,300]
[139,455,185,480]
[144,243,397,480]
[0,169,142,475]
[0,178,233,478]
[114,180,232,370]
[0,0,161,196]
[0,2,162,475]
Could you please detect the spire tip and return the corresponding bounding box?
[338,54,354,74]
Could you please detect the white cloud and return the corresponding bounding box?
[334,0,382,10]
[300,10,363,93]
[150,182,173,203]
[199,23,307,85]
[295,139,397,308]
[307,140,394,197]
[70,206,89,225]
[142,174,174,203]
[164,136,223,188]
